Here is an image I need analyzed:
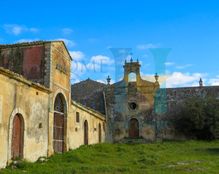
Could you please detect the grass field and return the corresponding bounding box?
[1,141,219,174]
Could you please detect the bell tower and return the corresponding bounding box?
[123,58,141,83]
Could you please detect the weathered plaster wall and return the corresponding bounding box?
[0,68,50,168]
[68,102,106,149]
[0,41,106,169]
[0,45,46,84]
[46,41,106,155]
[105,61,159,142]
[47,42,72,154]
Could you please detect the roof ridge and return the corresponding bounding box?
[71,78,106,86]
[0,40,64,48]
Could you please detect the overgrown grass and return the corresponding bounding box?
[1,141,219,174]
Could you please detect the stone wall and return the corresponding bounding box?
[0,41,106,168]
[154,86,219,140]
[71,79,106,114]
[0,43,47,85]
[104,61,159,142]
[68,101,106,149]
[104,60,219,143]
[0,68,50,168]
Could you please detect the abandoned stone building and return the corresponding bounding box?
[0,41,106,168]
[72,59,219,143]
[0,40,219,168]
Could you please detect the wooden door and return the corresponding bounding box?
[53,93,66,153]
[129,118,139,138]
[11,114,24,159]
[98,123,102,143]
[84,120,88,145]
[53,113,64,153]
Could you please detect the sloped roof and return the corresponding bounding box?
[71,78,106,114]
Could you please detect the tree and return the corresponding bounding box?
[174,97,219,140]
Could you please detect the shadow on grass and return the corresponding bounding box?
[205,148,219,155]
[195,148,219,155]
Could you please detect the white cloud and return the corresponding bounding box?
[70,71,81,84]
[72,61,86,73]
[3,24,38,35]
[165,62,175,66]
[136,43,159,50]
[70,53,115,83]
[70,54,114,82]
[141,72,205,88]
[71,61,88,83]
[208,78,219,86]
[62,28,73,35]
[165,72,204,88]
[176,64,193,69]
[70,51,84,61]
[90,55,114,65]
[86,62,101,71]
[96,79,107,84]
[56,38,76,48]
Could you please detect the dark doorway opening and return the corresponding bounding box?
[84,120,89,145]
[129,118,139,138]
[98,123,102,143]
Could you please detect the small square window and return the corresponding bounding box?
[76,112,80,123]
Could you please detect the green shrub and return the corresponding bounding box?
[174,97,219,140]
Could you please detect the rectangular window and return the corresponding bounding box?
[76,112,80,123]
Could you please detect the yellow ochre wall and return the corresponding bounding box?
[0,41,106,168]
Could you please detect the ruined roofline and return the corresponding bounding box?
[71,100,106,121]
[0,40,56,48]
[71,78,107,86]
[0,67,51,93]
[160,85,219,90]
[0,40,72,60]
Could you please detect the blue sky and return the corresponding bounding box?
[1,0,219,87]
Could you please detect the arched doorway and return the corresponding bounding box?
[11,114,24,159]
[84,120,88,145]
[98,123,102,143]
[129,118,139,138]
[53,93,66,153]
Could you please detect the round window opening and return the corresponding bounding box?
[129,102,137,110]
